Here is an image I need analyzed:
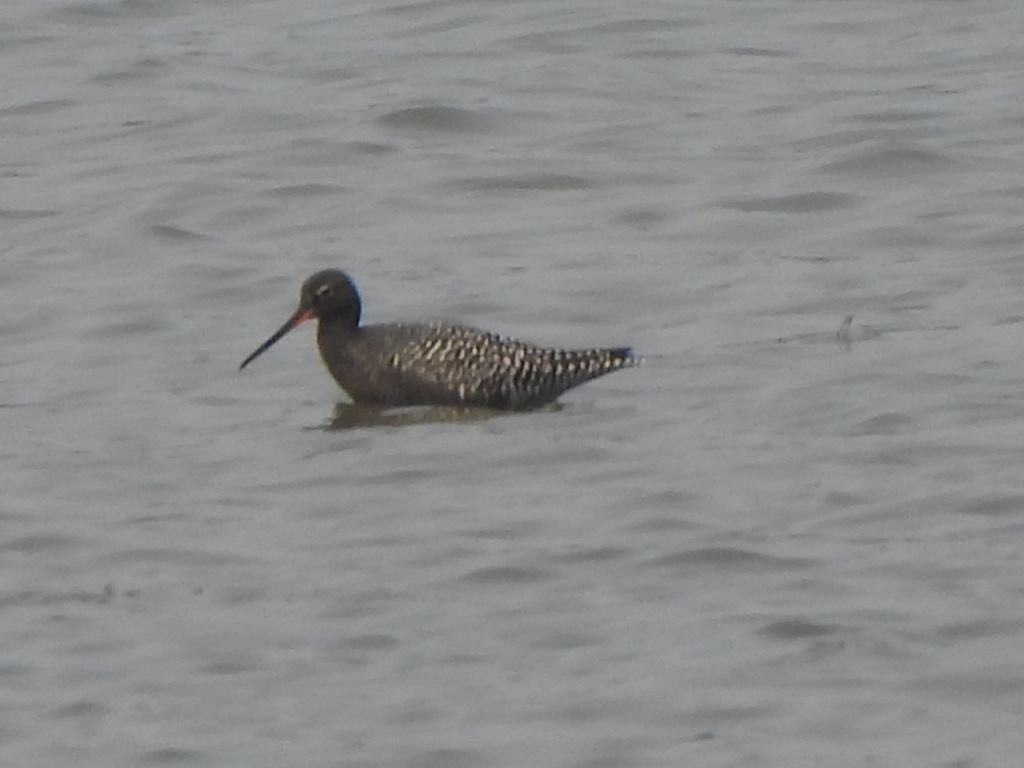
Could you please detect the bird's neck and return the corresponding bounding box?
[317,314,361,339]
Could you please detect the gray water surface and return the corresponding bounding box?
[4,1,1024,766]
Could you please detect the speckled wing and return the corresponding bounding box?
[362,323,636,409]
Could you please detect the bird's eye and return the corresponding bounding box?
[315,284,333,300]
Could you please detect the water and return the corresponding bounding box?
[4,0,1024,765]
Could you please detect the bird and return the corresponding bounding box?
[240,269,637,410]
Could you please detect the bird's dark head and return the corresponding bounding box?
[299,269,362,325]
[239,269,362,371]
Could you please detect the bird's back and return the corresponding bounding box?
[320,321,636,410]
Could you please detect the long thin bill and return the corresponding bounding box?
[239,307,315,370]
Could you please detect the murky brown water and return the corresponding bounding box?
[4,1,1024,766]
